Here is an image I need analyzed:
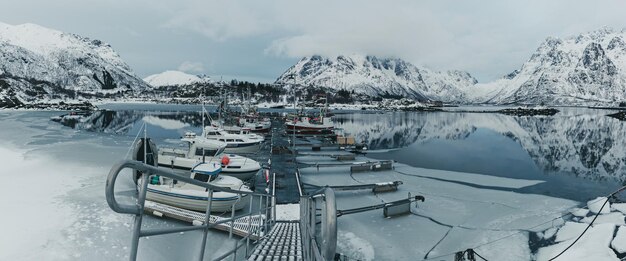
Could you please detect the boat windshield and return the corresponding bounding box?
[195,148,219,157]
[193,172,219,182]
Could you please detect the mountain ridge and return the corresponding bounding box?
[275,28,626,105]
[275,54,477,102]
[143,70,211,87]
[0,21,150,107]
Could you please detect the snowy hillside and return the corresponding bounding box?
[0,22,150,106]
[275,55,477,102]
[143,70,211,87]
[469,27,626,105]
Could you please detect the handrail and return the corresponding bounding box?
[105,159,274,261]
[106,159,270,212]
[300,187,337,260]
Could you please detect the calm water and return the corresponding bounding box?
[334,107,626,201]
[56,105,626,201]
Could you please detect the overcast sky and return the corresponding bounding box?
[1,0,626,83]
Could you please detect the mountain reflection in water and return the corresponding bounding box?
[334,109,626,188]
[56,107,625,199]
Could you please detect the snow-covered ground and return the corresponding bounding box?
[0,111,241,260]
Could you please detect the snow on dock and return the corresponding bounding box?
[298,156,578,260]
[274,204,300,221]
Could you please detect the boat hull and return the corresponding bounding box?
[223,142,262,154]
[146,187,251,212]
[158,153,261,181]
[157,162,260,181]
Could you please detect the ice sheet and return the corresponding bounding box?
[587,197,610,214]
[299,160,577,260]
[536,223,618,261]
[611,226,626,254]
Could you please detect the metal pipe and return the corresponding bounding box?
[272,172,276,224]
[129,173,150,261]
[198,189,213,261]
[265,192,270,233]
[229,196,238,239]
[105,161,142,215]
[294,170,304,197]
[245,195,253,257]
[106,160,269,198]
[321,188,337,260]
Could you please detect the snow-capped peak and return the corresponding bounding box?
[0,22,150,106]
[275,54,476,102]
[0,22,130,73]
[467,27,626,105]
[143,70,211,87]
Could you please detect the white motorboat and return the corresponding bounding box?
[145,162,251,212]
[203,126,264,154]
[236,115,271,133]
[157,132,261,181]
[213,116,271,134]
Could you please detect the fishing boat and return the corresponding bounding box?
[285,115,334,133]
[285,102,334,134]
[215,119,271,134]
[145,162,251,212]
[236,115,272,133]
[212,87,272,133]
[203,126,264,154]
[157,132,261,180]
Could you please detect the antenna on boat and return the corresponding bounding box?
[143,124,147,165]
[292,74,296,150]
[201,85,205,132]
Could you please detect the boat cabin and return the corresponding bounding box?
[191,163,222,183]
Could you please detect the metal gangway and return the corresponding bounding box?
[105,160,339,261]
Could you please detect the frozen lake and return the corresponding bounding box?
[0,104,624,260]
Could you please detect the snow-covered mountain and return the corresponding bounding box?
[277,28,626,105]
[275,55,477,102]
[470,27,626,105]
[143,70,211,87]
[0,22,150,106]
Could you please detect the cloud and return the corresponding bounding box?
[158,0,626,81]
[163,0,275,41]
[177,61,204,73]
[5,0,624,82]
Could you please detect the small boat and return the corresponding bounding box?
[285,115,334,133]
[145,162,251,212]
[285,103,334,133]
[203,126,264,154]
[157,132,261,181]
[212,114,272,134]
[235,115,271,133]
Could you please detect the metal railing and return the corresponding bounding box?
[300,187,337,261]
[105,160,275,261]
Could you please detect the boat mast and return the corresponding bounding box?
[143,124,147,165]
[201,85,205,132]
[292,74,296,150]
